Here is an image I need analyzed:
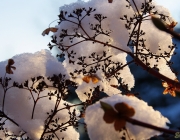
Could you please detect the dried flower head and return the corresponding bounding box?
[162,79,179,97]
[167,21,178,31]
[6,59,16,74]
[100,101,135,131]
[82,75,100,84]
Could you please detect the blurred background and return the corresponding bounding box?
[0,0,180,140]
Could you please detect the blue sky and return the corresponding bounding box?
[0,0,179,60]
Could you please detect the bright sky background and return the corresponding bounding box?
[0,0,180,61]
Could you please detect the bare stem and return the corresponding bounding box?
[131,0,140,15]
[167,29,180,40]
[31,101,37,119]
[124,116,178,135]
[2,88,6,112]
[0,111,19,127]
[106,60,134,78]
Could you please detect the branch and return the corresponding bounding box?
[0,111,19,127]
[124,116,178,135]
[167,30,180,40]
[106,60,134,78]
[128,52,180,88]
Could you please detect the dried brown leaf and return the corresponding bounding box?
[42,27,58,36]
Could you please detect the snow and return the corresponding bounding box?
[85,94,170,140]
[0,50,79,139]
[0,0,177,139]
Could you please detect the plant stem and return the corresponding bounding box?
[128,52,180,88]
[31,101,37,119]
[105,60,134,78]
[87,37,180,89]
[0,111,19,127]
[167,29,180,40]
[2,89,6,112]
[2,73,7,112]
[124,116,178,135]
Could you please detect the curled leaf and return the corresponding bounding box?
[42,27,58,36]
[6,59,16,74]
